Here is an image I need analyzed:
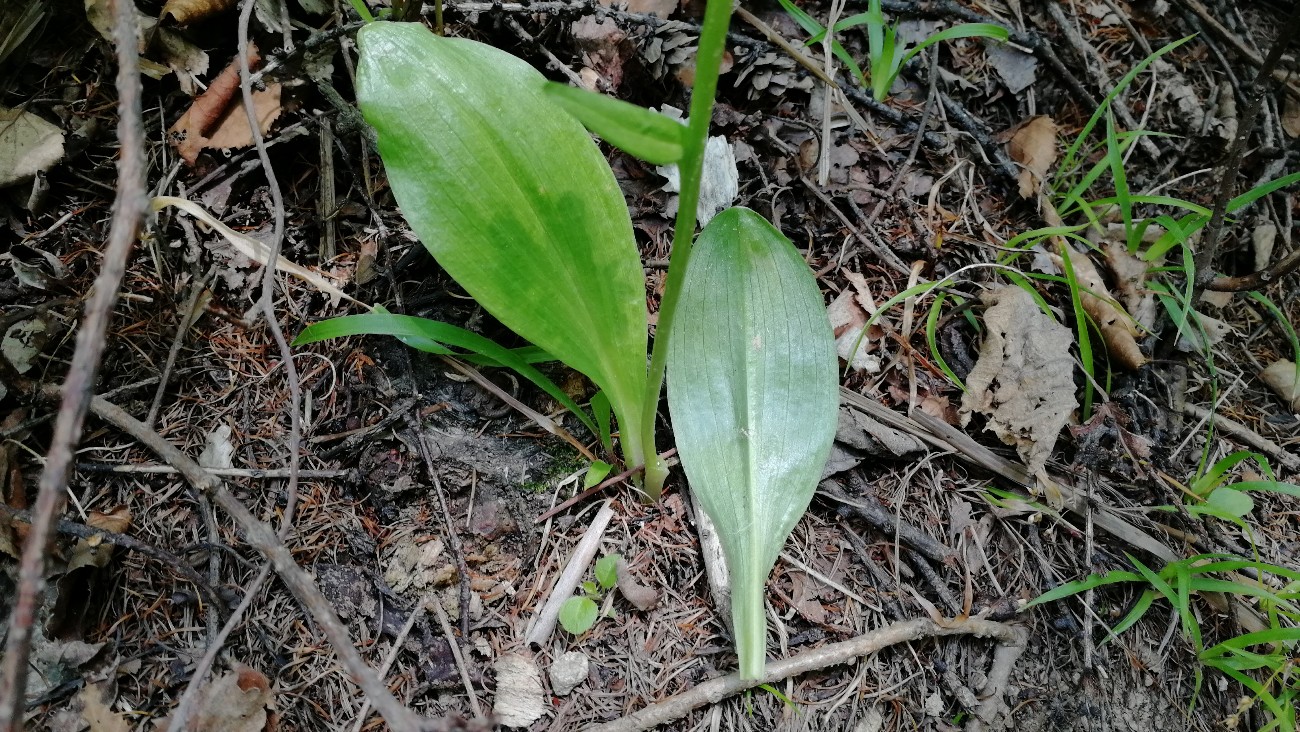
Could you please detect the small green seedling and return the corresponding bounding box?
[779,0,1007,100]
[558,553,621,635]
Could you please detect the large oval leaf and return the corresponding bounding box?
[355,22,648,465]
[666,207,838,679]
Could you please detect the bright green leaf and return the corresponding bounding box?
[595,553,620,590]
[666,207,839,680]
[1205,487,1255,518]
[585,460,613,490]
[558,596,600,634]
[544,83,687,165]
[591,391,614,455]
[355,21,650,474]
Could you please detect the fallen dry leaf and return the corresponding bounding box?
[1006,115,1057,199]
[1260,360,1300,412]
[0,106,64,188]
[67,507,131,572]
[170,46,279,165]
[190,664,275,732]
[960,286,1077,484]
[161,0,237,24]
[1284,94,1300,139]
[1052,244,1147,370]
[827,271,883,373]
[614,557,659,611]
[78,682,129,732]
[493,654,546,728]
[1102,239,1158,331]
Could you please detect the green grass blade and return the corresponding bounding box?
[296,313,598,436]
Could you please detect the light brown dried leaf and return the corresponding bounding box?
[161,0,237,25]
[0,106,64,188]
[1052,244,1147,370]
[191,664,275,732]
[960,286,1077,482]
[493,654,546,728]
[1006,115,1057,199]
[78,682,129,732]
[169,46,268,165]
[1101,239,1159,330]
[1260,360,1300,412]
[614,557,659,611]
[67,507,131,572]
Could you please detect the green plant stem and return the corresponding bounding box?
[637,0,734,499]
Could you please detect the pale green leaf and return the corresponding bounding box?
[559,596,599,634]
[544,83,686,165]
[1205,487,1255,518]
[666,207,839,680]
[595,553,620,590]
[355,21,650,470]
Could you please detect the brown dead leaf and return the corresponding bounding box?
[960,286,1077,487]
[827,271,882,373]
[1101,240,1158,330]
[161,0,237,24]
[67,507,131,572]
[170,46,280,165]
[1051,244,1147,370]
[1006,116,1057,199]
[191,664,275,732]
[1261,361,1300,412]
[79,682,129,732]
[614,558,659,611]
[1284,94,1300,139]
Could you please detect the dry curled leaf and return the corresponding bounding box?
[188,664,276,732]
[169,45,279,165]
[827,271,882,373]
[1101,240,1158,330]
[960,286,1077,488]
[614,557,659,611]
[0,106,64,188]
[1052,244,1147,370]
[1006,115,1057,199]
[67,507,131,572]
[161,0,237,24]
[1260,360,1300,413]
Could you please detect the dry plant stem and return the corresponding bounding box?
[350,589,443,732]
[0,504,224,610]
[76,462,352,478]
[0,1,147,726]
[404,414,473,638]
[1176,0,1300,97]
[146,265,214,428]
[166,562,273,732]
[1181,403,1300,472]
[237,0,303,542]
[1207,240,1300,291]
[1191,9,1300,301]
[866,44,938,227]
[430,598,484,719]
[83,395,425,730]
[440,356,597,462]
[586,617,1027,732]
[525,500,617,645]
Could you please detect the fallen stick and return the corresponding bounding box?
[585,616,1027,732]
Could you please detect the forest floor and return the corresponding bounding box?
[2,0,1299,730]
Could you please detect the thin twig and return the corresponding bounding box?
[586,616,1027,732]
[404,414,474,638]
[1191,10,1300,301]
[430,598,484,719]
[0,504,224,611]
[0,0,148,725]
[75,462,353,479]
[80,396,426,729]
[525,500,617,646]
